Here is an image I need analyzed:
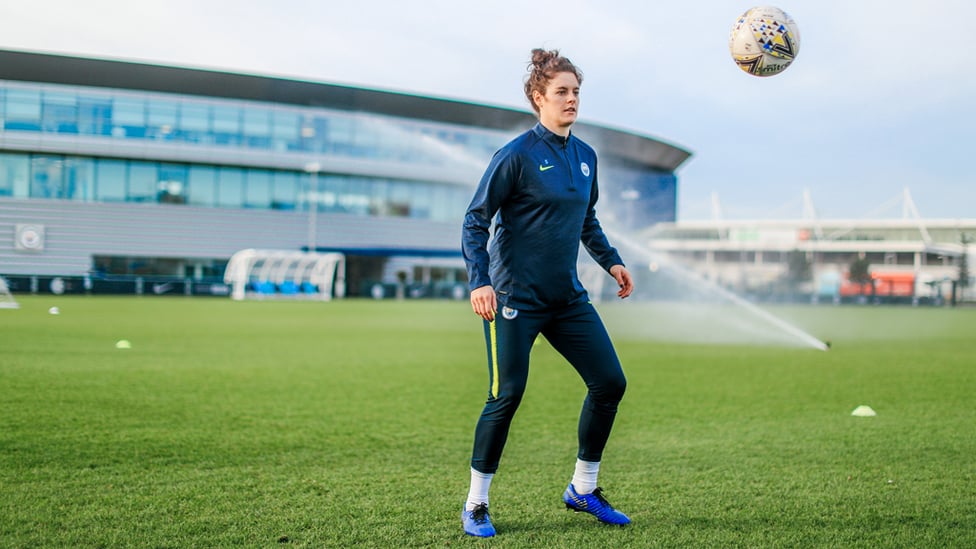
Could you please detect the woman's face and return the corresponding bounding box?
[533,71,579,135]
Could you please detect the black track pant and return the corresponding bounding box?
[470,301,626,474]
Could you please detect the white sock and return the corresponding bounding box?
[466,468,494,511]
[571,459,600,495]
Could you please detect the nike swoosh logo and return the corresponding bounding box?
[539,165,555,172]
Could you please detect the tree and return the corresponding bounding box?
[785,249,813,298]
[959,233,971,292]
[849,255,872,295]
[787,249,813,284]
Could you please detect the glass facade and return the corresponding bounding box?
[0,150,473,220]
[0,80,500,222]
[0,81,504,160]
[598,161,678,229]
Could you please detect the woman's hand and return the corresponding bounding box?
[610,265,633,299]
[470,285,497,321]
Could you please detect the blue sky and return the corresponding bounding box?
[2,0,974,221]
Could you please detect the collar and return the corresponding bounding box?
[532,122,571,148]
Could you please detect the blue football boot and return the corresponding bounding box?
[461,503,496,537]
[563,484,631,525]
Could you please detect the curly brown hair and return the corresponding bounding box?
[523,48,583,114]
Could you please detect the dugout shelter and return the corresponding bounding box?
[224,249,345,301]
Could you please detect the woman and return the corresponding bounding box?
[460,48,634,538]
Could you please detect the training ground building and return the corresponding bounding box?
[642,208,976,305]
[0,49,691,299]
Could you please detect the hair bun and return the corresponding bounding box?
[530,48,558,69]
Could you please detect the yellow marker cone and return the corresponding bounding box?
[851,405,876,417]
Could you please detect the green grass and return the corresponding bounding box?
[1,295,974,548]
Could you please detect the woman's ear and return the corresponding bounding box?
[532,89,543,109]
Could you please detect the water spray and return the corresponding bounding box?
[606,228,829,351]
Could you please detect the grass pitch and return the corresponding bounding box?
[1,296,974,548]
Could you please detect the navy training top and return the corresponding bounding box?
[461,122,624,310]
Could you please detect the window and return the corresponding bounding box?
[42,92,78,133]
[64,157,95,201]
[30,156,64,198]
[112,98,145,125]
[388,180,412,217]
[354,118,384,158]
[128,162,157,203]
[158,164,188,204]
[272,171,298,209]
[179,102,210,143]
[216,167,244,208]
[78,95,113,136]
[112,98,146,137]
[429,184,453,222]
[147,100,178,140]
[337,176,370,215]
[272,111,299,151]
[300,114,327,152]
[245,169,272,208]
[187,166,217,207]
[407,183,431,219]
[243,109,270,135]
[329,116,355,154]
[95,159,127,202]
[0,153,29,197]
[243,109,271,148]
[212,106,241,145]
[369,179,389,216]
[4,89,42,130]
[319,175,342,213]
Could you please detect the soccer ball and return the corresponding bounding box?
[729,6,800,77]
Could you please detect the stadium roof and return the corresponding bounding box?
[0,49,692,172]
[644,217,975,257]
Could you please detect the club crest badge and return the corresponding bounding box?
[501,306,518,320]
[580,162,590,177]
